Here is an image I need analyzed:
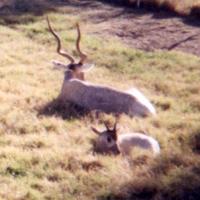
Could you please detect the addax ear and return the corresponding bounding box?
[91,127,101,135]
[52,60,67,70]
[81,63,95,71]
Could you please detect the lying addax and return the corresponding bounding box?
[47,17,156,117]
[91,122,160,156]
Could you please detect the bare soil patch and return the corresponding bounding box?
[0,0,200,56]
[64,0,200,57]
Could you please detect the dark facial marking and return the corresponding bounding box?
[107,130,117,141]
[107,136,112,143]
[68,63,82,71]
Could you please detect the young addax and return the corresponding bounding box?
[91,121,160,156]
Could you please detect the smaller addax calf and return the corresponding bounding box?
[91,122,160,156]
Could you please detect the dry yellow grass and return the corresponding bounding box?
[1,0,200,16]
[0,3,200,200]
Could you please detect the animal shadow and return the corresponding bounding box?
[38,98,91,120]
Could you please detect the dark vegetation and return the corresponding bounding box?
[38,98,91,120]
[99,0,200,17]
[0,0,200,17]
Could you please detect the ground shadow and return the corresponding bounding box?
[0,0,102,26]
[1,0,199,23]
[189,130,200,154]
[37,98,91,120]
[1,0,199,29]
[97,0,200,27]
[97,0,200,17]
[0,0,54,16]
[97,152,200,200]
[0,0,53,25]
[98,180,200,200]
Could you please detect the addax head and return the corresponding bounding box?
[91,121,120,155]
[47,16,94,80]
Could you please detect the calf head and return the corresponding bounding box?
[91,122,120,155]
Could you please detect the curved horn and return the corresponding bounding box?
[104,122,111,131]
[113,115,120,132]
[76,23,87,64]
[47,16,75,63]
[113,121,117,132]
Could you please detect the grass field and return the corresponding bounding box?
[0,2,200,200]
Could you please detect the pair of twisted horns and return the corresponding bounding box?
[47,16,87,64]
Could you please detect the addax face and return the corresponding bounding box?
[66,63,94,80]
[91,128,120,155]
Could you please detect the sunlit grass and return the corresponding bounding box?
[0,6,200,200]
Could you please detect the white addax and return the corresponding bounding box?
[47,17,156,117]
[91,122,160,156]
